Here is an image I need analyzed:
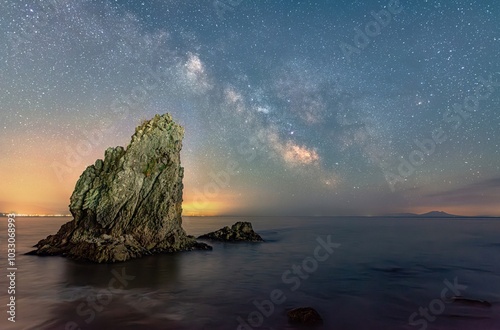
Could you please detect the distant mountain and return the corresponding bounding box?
[419,211,461,217]
[386,211,463,218]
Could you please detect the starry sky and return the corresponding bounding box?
[1,0,499,216]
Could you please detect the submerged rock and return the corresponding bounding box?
[287,307,323,325]
[198,222,263,242]
[451,296,492,308]
[28,114,211,263]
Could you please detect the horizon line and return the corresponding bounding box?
[2,212,499,218]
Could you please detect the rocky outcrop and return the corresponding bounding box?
[287,307,323,325]
[198,222,263,242]
[28,114,211,263]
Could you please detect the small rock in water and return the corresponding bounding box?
[287,307,323,325]
[451,296,492,308]
[198,221,263,242]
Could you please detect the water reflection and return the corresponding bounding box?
[62,253,182,289]
[34,253,194,330]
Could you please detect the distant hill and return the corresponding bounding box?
[419,211,461,217]
[386,211,463,218]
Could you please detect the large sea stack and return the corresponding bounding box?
[29,114,210,263]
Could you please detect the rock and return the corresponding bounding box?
[451,296,492,308]
[27,114,211,263]
[287,307,323,325]
[198,222,263,242]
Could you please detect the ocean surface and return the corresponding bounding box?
[1,216,499,330]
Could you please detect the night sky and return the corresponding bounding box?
[1,0,499,216]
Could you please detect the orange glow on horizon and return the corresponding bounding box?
[182,201,228,217]
[2,128,499,217]
[410,206,500,217]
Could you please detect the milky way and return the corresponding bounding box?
[1,0,499,216]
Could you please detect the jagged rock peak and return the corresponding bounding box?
[132,113,184,142]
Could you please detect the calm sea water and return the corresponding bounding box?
[0,216,499,330]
